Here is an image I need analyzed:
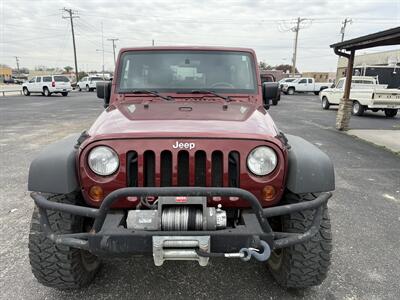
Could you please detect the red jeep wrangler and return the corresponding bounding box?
[28,47,334,289]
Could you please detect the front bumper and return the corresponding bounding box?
[32,187,331,257]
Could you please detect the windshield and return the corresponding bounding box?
[118,50,257,94]
[54,76,69,82]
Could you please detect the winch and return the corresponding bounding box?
[126,196,227,231]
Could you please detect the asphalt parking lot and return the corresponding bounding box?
[0,92,399,300]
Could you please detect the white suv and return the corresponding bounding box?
[22,75,72,97]
[77,76,104,92]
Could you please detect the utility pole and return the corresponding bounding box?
[15,56,20,75]
[291,17,310,76]
[152,39,155,46]
[62,8,79,82]
[336,18,353,81]
[340,18,353,42]
[107,38,119,65]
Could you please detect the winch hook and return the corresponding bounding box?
[239,240,271,262]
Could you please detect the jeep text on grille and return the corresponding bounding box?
[172,141,195,150]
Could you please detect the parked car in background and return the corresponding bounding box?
[3,77,15,84]
[282,77,330,95]
[278,78,296,89]
[22,75,72,96]
[320,76,400,117]
[3,76,26,84]
[260,73,276,83]
[13,75,28,84]
[77,76,104,92]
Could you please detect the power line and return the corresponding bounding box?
[80,11,399,25]
[62,8,79,81]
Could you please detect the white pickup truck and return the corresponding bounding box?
[281,77,330,95]
[320,76,400,117]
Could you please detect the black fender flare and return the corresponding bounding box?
[285,134,335,194]
[28,134,80,194]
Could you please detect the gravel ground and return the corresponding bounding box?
[0,92,399,299]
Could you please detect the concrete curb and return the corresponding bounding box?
[346,129,400,155]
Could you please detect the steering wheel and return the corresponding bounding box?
[210,82,234,88]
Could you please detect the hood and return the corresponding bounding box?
[322,87,334,93]
[87,100,279,142]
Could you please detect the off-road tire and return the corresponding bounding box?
[43,87,51,97]
[61,92,68,97]
[267,193,332,288]
[384,108,398,118]
[352,100,364,116]
[287,87,295,95]
[321,96,330,110]
[23,87,30,96]
[28,193,100,289]
[314,91,320,96]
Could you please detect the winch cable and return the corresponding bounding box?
[195,240,271,262]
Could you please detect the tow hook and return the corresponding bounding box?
[196,240,271,262]
[239,240,271,262]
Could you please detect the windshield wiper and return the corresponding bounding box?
[190,90,231,102]
[121,90,173,101]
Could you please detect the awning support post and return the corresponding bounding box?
[335,49,355,131]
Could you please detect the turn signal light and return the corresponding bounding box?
[89,185,104,202]
[262,185,276,201]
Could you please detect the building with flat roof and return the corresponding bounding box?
[336,49,399,81]
[0,65,12,81]
[302,72,336,83]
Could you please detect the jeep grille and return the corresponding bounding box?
[126,150,240,188]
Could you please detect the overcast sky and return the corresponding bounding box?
[1,0,399,73]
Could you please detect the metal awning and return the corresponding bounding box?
[330,26,400,131]
[330,26,400,51]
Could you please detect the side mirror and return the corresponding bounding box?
[96,81,111,108]
[262,82,279,110]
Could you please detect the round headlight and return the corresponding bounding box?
[88,146,119,176]
[247,146,277,176]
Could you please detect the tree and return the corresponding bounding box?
[64,66,73,73]
[20,67,29,74]
[77,71,88,81]
[274,64,299,74]
[259,61,273,70]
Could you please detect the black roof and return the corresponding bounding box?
[330,26,400,51]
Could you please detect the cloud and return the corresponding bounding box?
[1,0,399,72]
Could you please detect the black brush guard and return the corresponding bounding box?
[31,187,331,256]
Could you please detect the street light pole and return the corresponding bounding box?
[101,22,104,79]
